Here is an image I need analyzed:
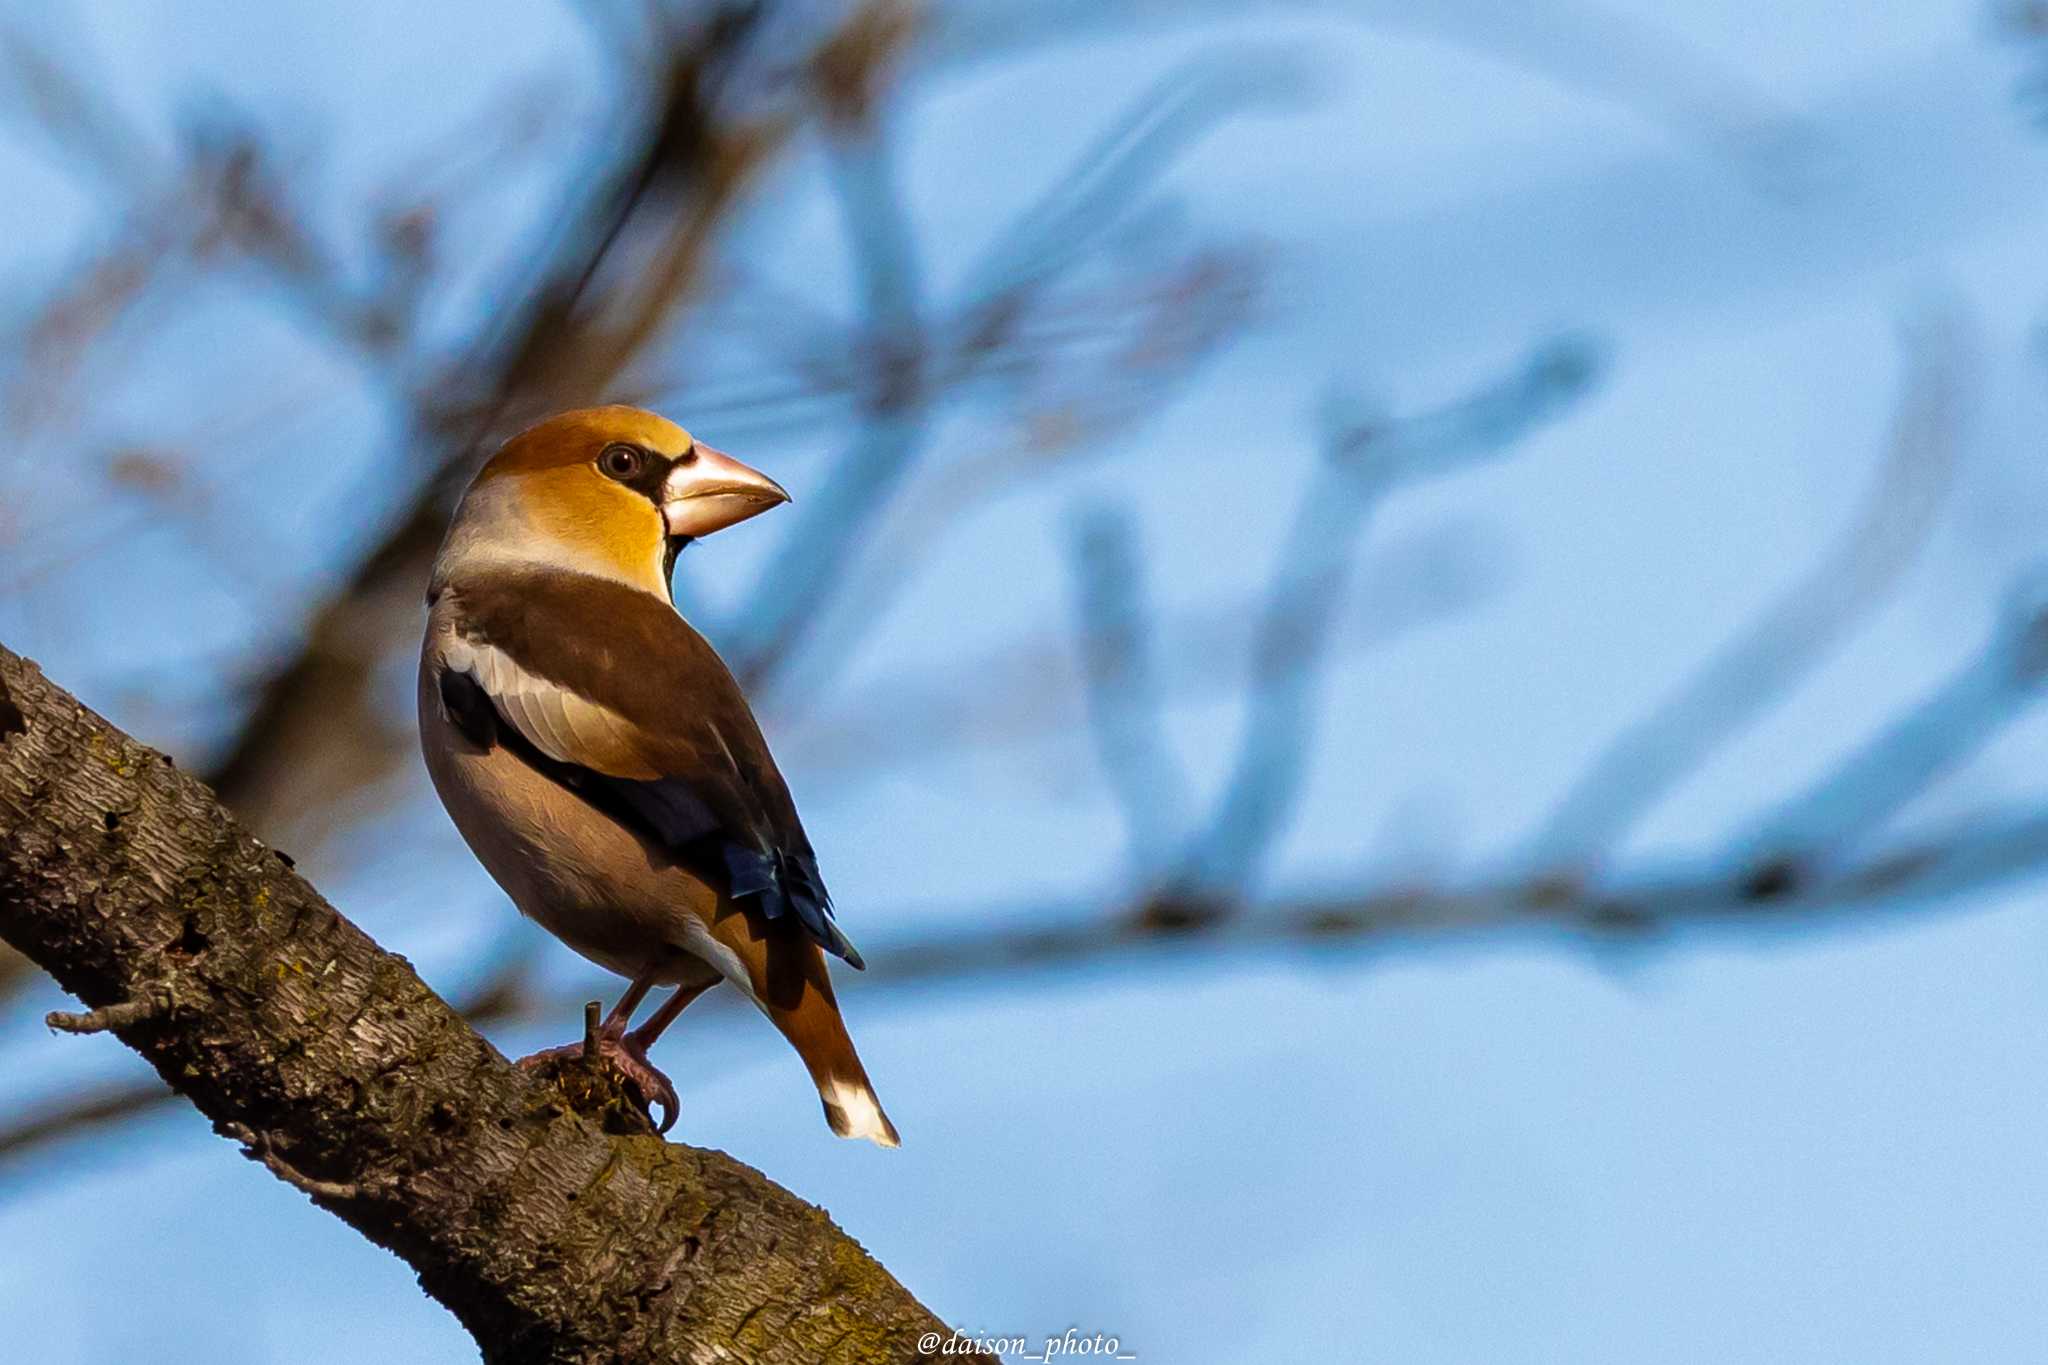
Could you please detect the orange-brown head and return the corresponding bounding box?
[437,405,790,597]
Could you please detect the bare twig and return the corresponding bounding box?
[947,45,1309,323]
[782,519,1502,779]
[1065,505,1191,872]
[223,1121,386,1202]
[1524,310,1969,876]
[724,109,931,684]
[45,993,165,1036]
[14,789,2048,1177]
[914,0,1824,190]
[1169,335,1604,902]
[1731,569,2048,888]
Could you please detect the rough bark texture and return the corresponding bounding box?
[0,642,965,1364]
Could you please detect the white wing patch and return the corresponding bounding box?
[440,636,641,772]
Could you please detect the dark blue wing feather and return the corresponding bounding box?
[598,772,726,848]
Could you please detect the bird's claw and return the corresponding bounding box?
[516,1029,679,1134]
[619,1041,679,1135]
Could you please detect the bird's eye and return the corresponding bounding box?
[598,444,643,481]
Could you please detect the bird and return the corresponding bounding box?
[416,405,898,1146]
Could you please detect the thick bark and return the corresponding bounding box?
[0,642,965,1364]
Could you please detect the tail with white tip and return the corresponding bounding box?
[768,967,900,1147]
[716,913,901,1147]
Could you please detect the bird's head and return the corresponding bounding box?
[439,405,790,596]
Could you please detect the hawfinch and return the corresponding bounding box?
[418,406,898,1146]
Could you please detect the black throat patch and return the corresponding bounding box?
[606,442,694,584]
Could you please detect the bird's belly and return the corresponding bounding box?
[417,670,737,989]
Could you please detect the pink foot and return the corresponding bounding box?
[517,1027,679,1134]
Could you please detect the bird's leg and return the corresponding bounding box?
[626,978,717,1053]
[515,972,652,1065]
[515,970,686,1130]
[597,974,655,1036]
[578,979,717,1134]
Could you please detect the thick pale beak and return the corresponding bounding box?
[662,445,790,539]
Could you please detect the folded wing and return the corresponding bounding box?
[436,570,863,968]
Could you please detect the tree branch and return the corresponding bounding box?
[0,642,966,1364]
[1522,310,1968,874]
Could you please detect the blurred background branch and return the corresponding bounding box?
[1523,312,1969,880]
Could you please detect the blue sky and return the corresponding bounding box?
[6,3,2048,1362]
